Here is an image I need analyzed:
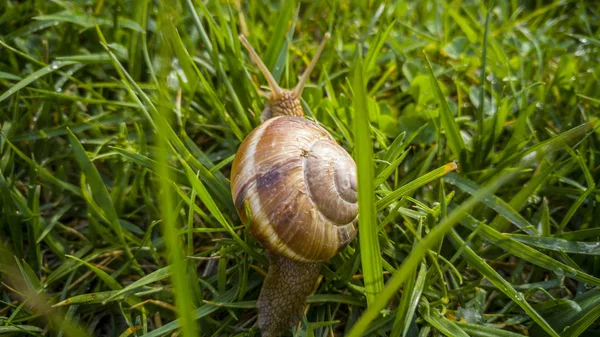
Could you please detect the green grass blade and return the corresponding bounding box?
[54,290,123,307]
[458,213,600,287]
[448,230,560,337]
[557,185,596,233]
[424,54,465,164]
[348,160,521,337]
[353,56,383,304]
[66,129,139,272]
[455,322,527,337]
[443,172,538,235]
[102,267,172,304]
[180,160,262,263]
[374,150,410,187]
[0,60,77,103]
[377,162,457,211]
[507,234,600,255]
[560,300,600,337]
[154,6,200,334]
[419,302,469,337]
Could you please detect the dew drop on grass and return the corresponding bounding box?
[554,268,564,276]
[457,307,483,323]
[514,292,525,301]
[55,87,62,93]
[50,61,62,70]
[566,300,582,311]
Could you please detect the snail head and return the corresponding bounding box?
[238,33,330,121]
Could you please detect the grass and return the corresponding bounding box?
[1,0,600,336]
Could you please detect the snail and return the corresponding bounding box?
[231,33,358,336]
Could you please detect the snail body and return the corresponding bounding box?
[232,33,358,336]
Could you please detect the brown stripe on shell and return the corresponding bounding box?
[231,117,279,212]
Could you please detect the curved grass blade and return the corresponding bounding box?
[67,129,140,273]
[374,150,410,187]
[377,162,457,211]
[557,185,596,233]
[455,322,527,337]
[180,160,263,264]
[102,267,172,304]
[54,290,123,307]
[0,325,43,334]
[508,234,600,255]
[0,61,78,103]
[443,172,538,235]
[560,300,600,337]
[458,213,600,286]
[419,302,469,337]
[348,157,521,337]
[65,255,122,290]
[448,230,560,337]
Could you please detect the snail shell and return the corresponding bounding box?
[231,116,358,262]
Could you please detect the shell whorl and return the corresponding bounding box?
[231,116,358,262]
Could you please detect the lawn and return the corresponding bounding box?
[1,0,600,336]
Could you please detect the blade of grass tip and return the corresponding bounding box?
[347,152,528,337]
[353,56,383,304]
[66,129,141,274]
[155,7,199,336]
[424,54,465,165]
[448,230,560,337]
[364,21,395,81]
[102,266,172,304]
[376,162,457,211]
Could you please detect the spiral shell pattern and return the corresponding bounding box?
[231,116,358,262]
